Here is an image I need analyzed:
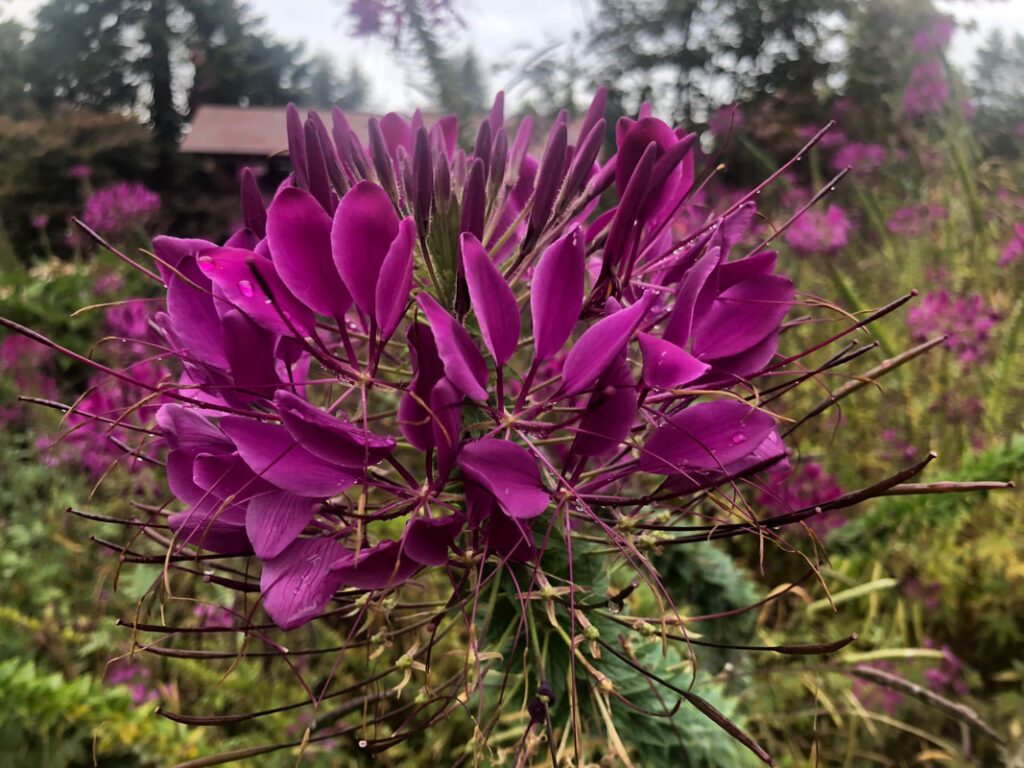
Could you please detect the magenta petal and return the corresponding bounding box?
[572,355,637,457]
[430,377,463,483]
[267,186,351,318]
[458,438,549,519]
[165,256,227,369]
[662,246,721,346]
[157,405,231,454]
[197,247,313,336]
[192,451,270,500]
[487,507,536,562]
[220,416,359,497]
[399,322,445,451]
[275,390,394,468]
[531,224,585,361]
[152,236,218,281]
[462,233,520,365]
[261,537,347,630]
[331,181,399,317]
[167,450,205,505]
[375,217,416,339]
[639,400,776,475]
[692,275,794,359]
[416,292,488,401]
[222,309,280,395]
[662,429,786,495]
[329,540,420,590]
[638,333,710,389]
[246,491,317,560]
[561,291,653,396]
[169,496,250,555]
[718,250,778,290]
[402,514,464,566]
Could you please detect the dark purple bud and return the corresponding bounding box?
[560,118,605,206]
[240,168,267,238]
[562,291,652,396]
[525,121,568,248]
[399,322,444,451]
[286,103,309,190]
[367,117,397,197]
[307,110,349,197]
[434,154,452,204]
[489,128,508,192]
[304,118,333,213]
[473,119,492,184]
[531,224,585,361]
[602,142,658,277]
[413,127,434,237]
[487,91,505,135]
[579,85,608,145]
[457,438,550,519]
[507,116,534,188]
[460,158,486,240]
[416,292,489,401]
[462,233,520,366]
[639,400,776,475]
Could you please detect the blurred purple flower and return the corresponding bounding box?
[904,60,949,118]
[784,204,852,255]
[69,163,93,180]
[95,271,126,294]
[31,213,49,229]
[106,662,160,706]
[922,640,968,696]
[999,224,1024,267]
[81,182,161,237]
[903,577,941,610]
[886,204,948,237]
[758,460,844,536]
[907,291,1000,364]
[912,15,954,54]
[798,124,847,150]
[852,661,904,714]
[832,142,887,173]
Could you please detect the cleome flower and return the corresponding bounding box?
[2,91,1001,764]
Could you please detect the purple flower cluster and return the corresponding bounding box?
[135,96,810,631]
[904,60,949,119]
[999,223,1024,267]
[758,460,844,537]
[81,182,161,237]
[832,142,887,174]
[886,204,948,237]
[784,204,852,255]
[907,290,1000,364]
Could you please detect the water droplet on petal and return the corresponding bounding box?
[731,432,746,444]
[238,279,254,298]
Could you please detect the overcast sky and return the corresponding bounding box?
[3,0,1023,112]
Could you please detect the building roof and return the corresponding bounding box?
[181,105,331,156]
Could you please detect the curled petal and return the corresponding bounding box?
[261,537,347,630]
[562,292,652,396]
[430,377,464,483]
[572,355,637,457]
[458,438,549,519]
[640,400,776,475]
[399,322,445,451]
[638,332,710,389]
[221,416,359,497]
[329,540,420,590]
[275,390,394,468]
[462,233,520,365]
[402,514,465,566]
[169,496,250,555]
[416,292,488,401]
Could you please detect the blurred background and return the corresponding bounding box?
[0,0,1023,765]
